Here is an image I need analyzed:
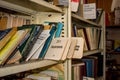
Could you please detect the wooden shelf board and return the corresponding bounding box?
[0,60,57,77]
[0,0,63,15]
[72,13,101,27]
[83,49,103,56]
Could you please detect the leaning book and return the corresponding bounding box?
[0,29,30,65]
[44,37,69,60]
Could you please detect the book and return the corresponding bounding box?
[95,9,104,24]
[55,22,63,38]
[6,50,22,64]
[61,38,71,60]
[25,30,50,61]
[72,24,77,37]
[67,38,77,59]
[18,24,44,61]
[72,37,84,59]
[84,27,96,50]
[39,26,56,59]
[77,28,88,51]
[40,70,59,80]
[44,37,69,60]
[0,29,30,65]
[0,16,8,30]
[0,28,11,40]
[82,58,93,77]
[45,64,64,80]
[0,27,17,50]
[71,0,80,12]
[72,62,85,80]
[26,73,52,80]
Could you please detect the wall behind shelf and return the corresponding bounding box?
[87,0,112,13]
[106,27,120,40]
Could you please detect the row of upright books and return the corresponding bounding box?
[72,23,101,51]
[72,54,103,80]
[0,12,31,30]
[0,21,85,66]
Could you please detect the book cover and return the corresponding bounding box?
[72,37,84,59]
[67,38,77,59]
[18,24,44,61]
[0,29,30,65]
[61,38,71,60]
[83,56,98,78]
[55,22,63,38]
[77,28,88,51]
[44,37,69,60]
[45,64,64,80]
[72,24,77,37]
[26,30,50,61]
[0,27,17,50]
[82,58,94,77]
[6,50,22,64]
[84,27,96,50]
[72,61,85,80]
[0,16,8,30]
[39,26,56,59]
[26,73,52,80]
[71,0,80,12]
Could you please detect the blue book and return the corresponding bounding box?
[0,28,11,40]
[55,22,63,38]
[72,24,77,37]
[39,25,56,59]
[82,59,93,77]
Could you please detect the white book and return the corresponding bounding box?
[44,38,69,60]
[71,0,80,12]
[30,43,45,60]
[26,73,51,80]
[72,37,84,59]
[26,30,50,61]
[40,70,59,79]
[67,38,77,59]
[61,38,71,60]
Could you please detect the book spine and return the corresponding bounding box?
[55,22,63,38]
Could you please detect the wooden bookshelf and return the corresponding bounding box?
[83,49,103,56]
[72,13,101,27]
[0,60,58,77]
[0,0,63,15]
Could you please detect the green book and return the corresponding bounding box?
[18,24,44,61]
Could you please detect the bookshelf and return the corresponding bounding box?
[0,60,58,77]
[0,0,68,79]
[0,0,105,80]
[67,1,106,79]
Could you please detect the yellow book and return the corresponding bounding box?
[0,27,17,50]
[0,29,30,65]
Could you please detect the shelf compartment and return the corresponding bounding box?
[0,60,57,77]
[83,49,103,56]
[0,0,63,15]
[72,13,101,27]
